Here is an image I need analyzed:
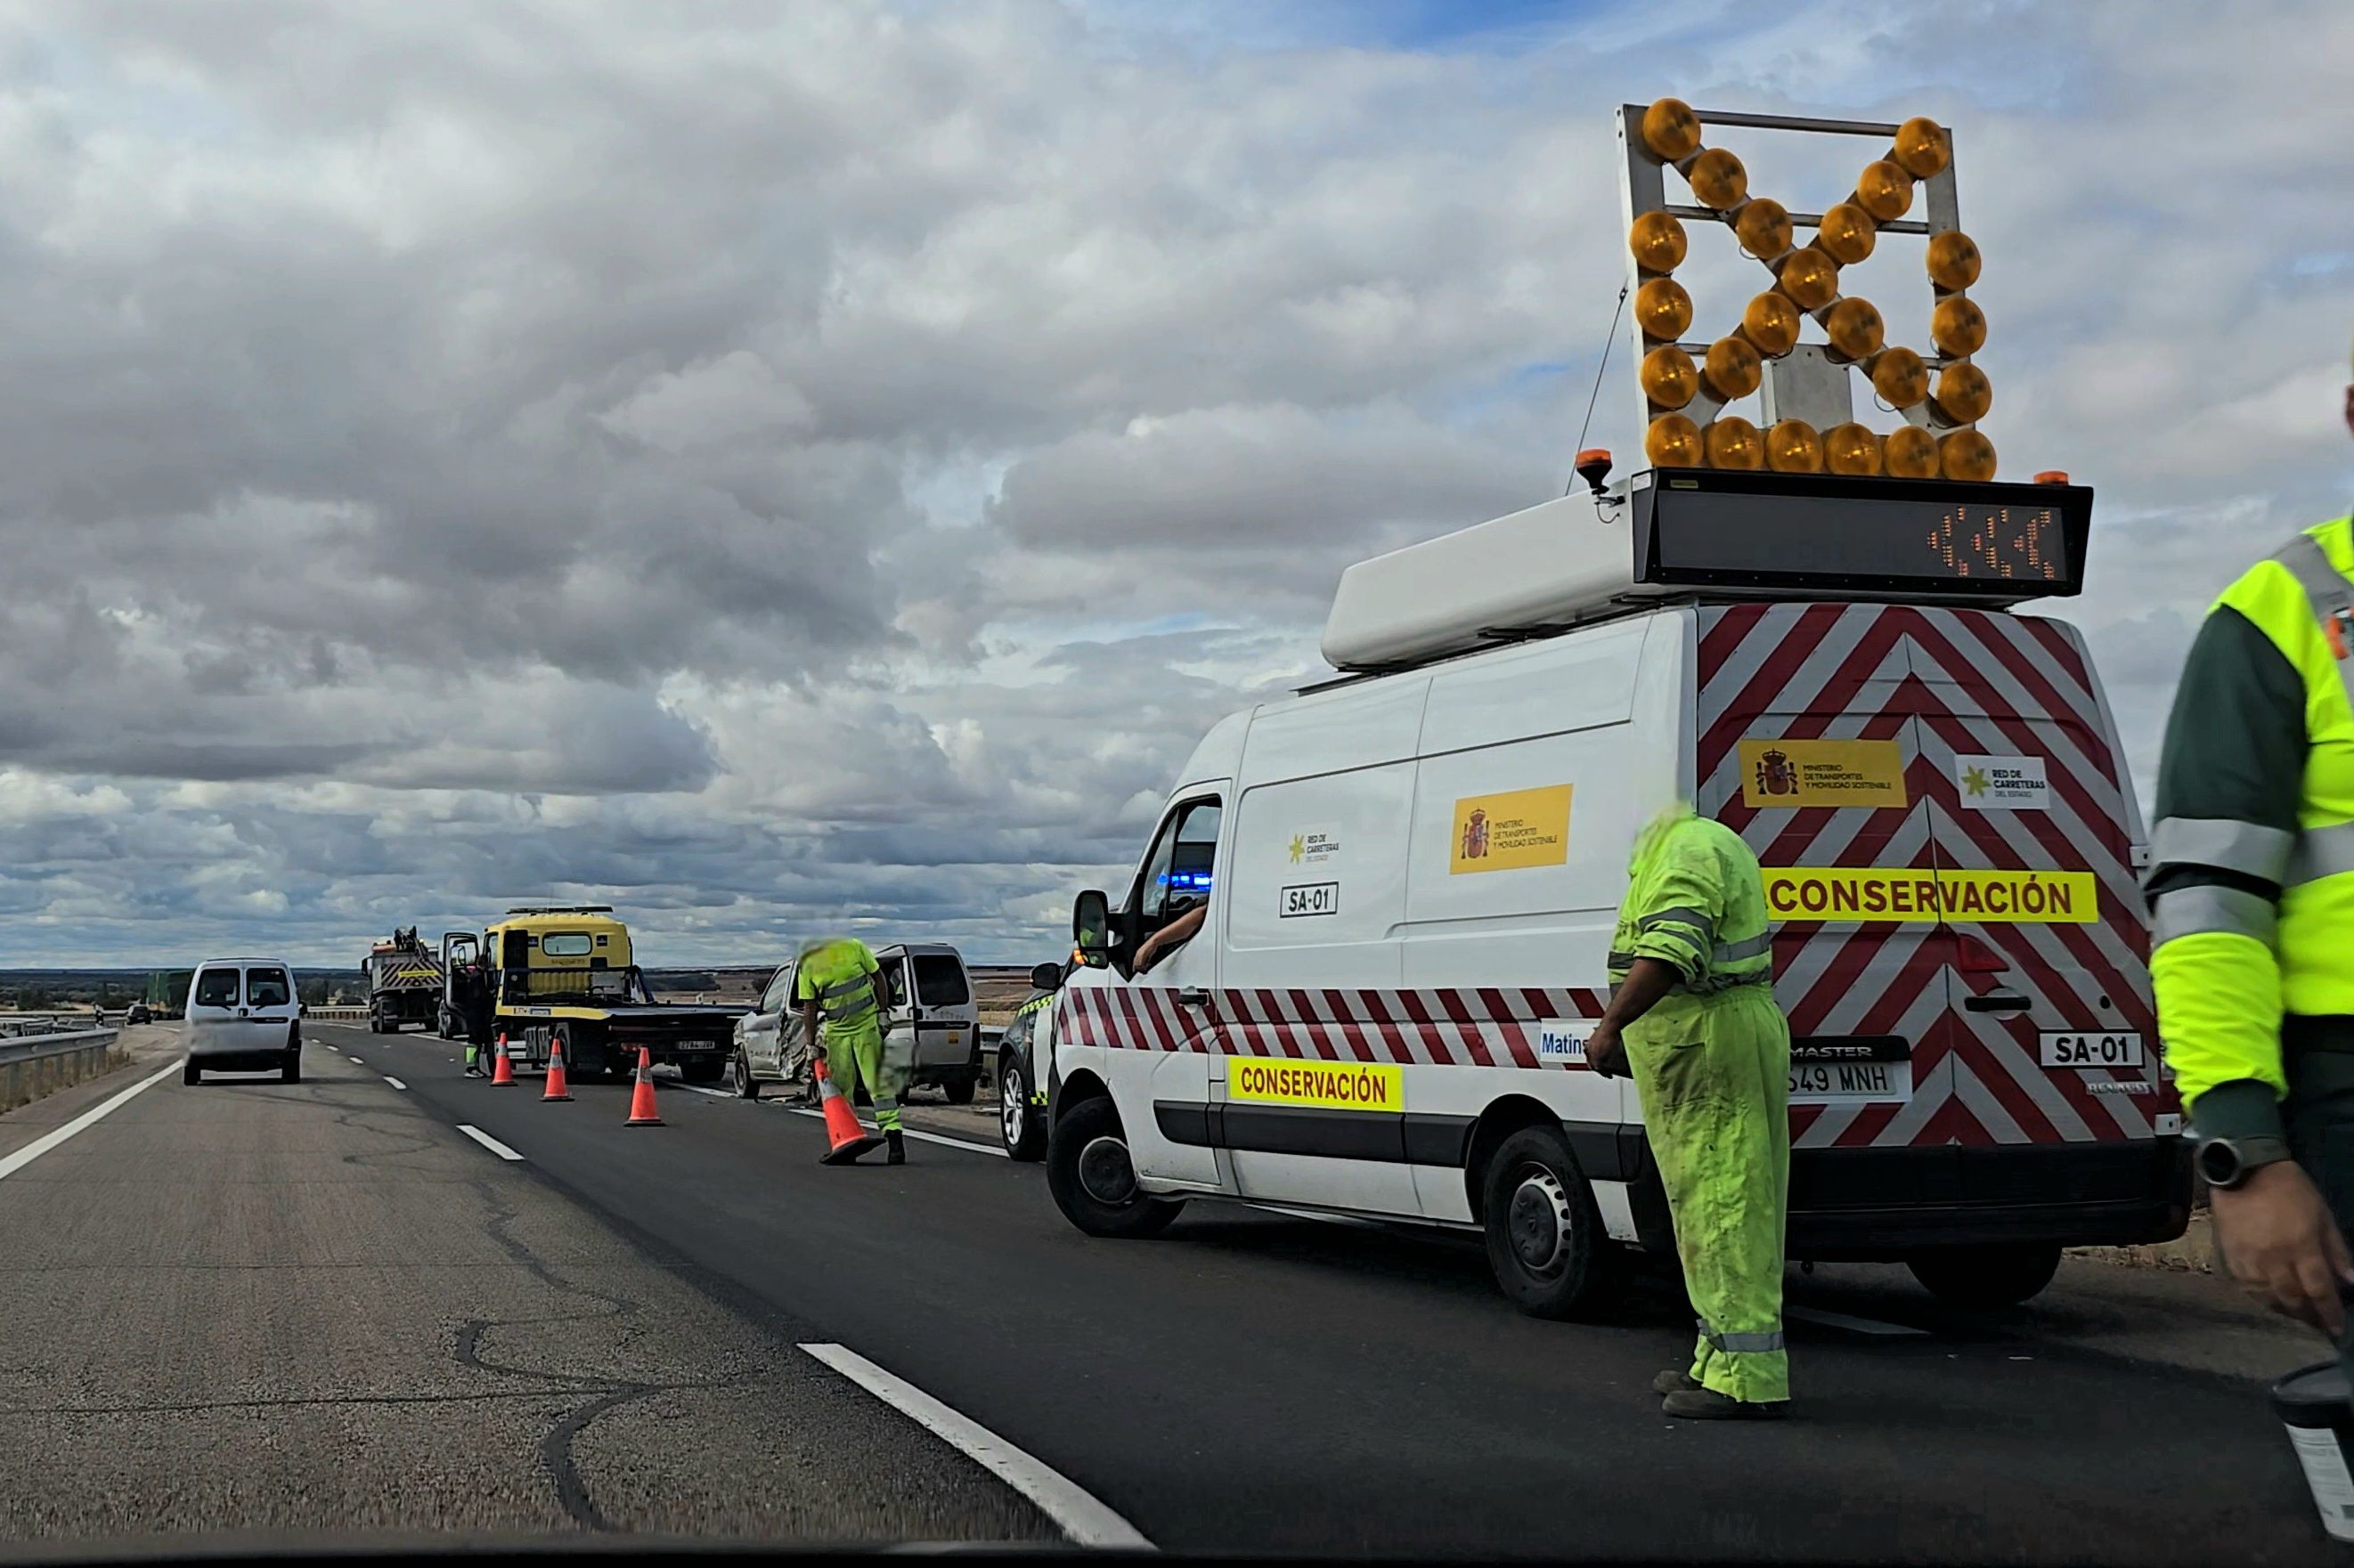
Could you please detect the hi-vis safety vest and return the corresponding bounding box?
[2150,516,2354,1118]
[1608,808,1776,995]
[794,938,882,1038]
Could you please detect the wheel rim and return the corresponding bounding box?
[1506,1166,1573,1275]
[734,1052,749,1093]
[1001,1066,1026,1144]
[1077,1133,1137,1205]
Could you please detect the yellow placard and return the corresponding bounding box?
[1740,738,1907,808]
[1227,1057,1403,1112]
[1450,784,1573,874]
[1763,866,2099,924]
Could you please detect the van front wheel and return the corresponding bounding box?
[1480,1125,1624,1320]
[1047,1096,1182,1239]
[1906,1243,2062,1307]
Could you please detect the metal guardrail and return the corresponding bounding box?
[0,1028,118,1065]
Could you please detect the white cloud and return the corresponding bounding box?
[0,0,2349,966]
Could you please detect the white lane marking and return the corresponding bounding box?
[673,1082,734,1099]
[0,1062,180,1182]
[456,1124,525,1163]
[799,1342,1151,1549]
[347,1056,365,1065]
[1786,1304,1929,1337]
[776,1103,1007,1158]
[382,1076,408,1091]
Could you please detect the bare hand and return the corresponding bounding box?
[2212,1161,2354,1337]
[1585,1022,1627,1080]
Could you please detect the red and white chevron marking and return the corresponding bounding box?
[1056,984,1612,1068]
[1698,603,2163,1151]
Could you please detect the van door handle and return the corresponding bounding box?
[1176,987,1210,1009]
[1964,995,2032,1014]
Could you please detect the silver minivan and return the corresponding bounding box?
[729,941,981,1102]
[183,955,304,1085]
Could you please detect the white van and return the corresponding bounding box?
[1047,468,2190,1313]
[183,955,304,1085]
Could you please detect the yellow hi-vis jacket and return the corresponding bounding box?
[2148,516,2354,1142]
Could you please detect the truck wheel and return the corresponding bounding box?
[281,1049,302,1085]
[942,1072,978,1105]
[1047,1095,1182,1239]
[680,1057,725,1085]
[1907,1244,2063,1307]
[1479,1125,1625,1320]
[183,1060,201,1085]
[998,1058,1046,1162]
[732,1049,762,1100]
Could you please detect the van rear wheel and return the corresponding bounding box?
[1907,1243,2062,1307]
[1480,1125,1625,1320]
[1047,1095,1182,1238]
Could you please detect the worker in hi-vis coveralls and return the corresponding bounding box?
[794,936,905,1166]
[1586,804,1792,1420]
[2146,338,2354,1354]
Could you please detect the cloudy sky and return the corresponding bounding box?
[1,0,2350,968]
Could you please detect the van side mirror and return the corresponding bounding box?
[1073,890,1111,967]
[1029,961,1062,991]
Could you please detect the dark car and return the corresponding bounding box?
[994,961,1065,1160]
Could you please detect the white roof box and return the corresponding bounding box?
[1321,492,1633,671]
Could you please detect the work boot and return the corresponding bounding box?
[1651,1370,1698,1395]
[1661,1387,1787,1421]
[885,1130,906,1166]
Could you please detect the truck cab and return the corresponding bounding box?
[485,906,742,1082]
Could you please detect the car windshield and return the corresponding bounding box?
[0,9,2317,1564]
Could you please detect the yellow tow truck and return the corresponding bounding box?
[452,906,743,1083]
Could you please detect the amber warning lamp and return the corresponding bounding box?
[1617,101,2041,484]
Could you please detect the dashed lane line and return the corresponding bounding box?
[799,1342,1151,1550]
[383,1076,408,1091]
[0,1063,182,1182]
[347,1055,366,1065]
[456,1124,525,1163]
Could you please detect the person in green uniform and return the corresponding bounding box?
[794,936,905,1166]
[1586,804,1791,1420]
[2147,351,2354,1350]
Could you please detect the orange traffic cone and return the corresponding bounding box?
[542,1034,574,1101]
[814,1055,881,1165]
[624,1045,664,1127]
[489,1034,517,1086]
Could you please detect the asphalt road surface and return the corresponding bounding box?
[0,1020,2336,1560]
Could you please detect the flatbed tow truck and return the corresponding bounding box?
[473,906,743,1082]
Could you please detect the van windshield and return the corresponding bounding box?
[191,970,240,1008]
[912,955,969,1006]
[246,969,291,1008]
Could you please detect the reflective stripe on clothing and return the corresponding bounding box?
[1640,906,1715,941]
[2274,534,2354,719]
[2148,816,2294,885]
[2289,819,2354,888]
[1698,1319,1786,1354]
[2152,884,2278,946]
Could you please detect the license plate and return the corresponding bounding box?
[1789,1060,1912,1103]
[2040,1031,2144,1068]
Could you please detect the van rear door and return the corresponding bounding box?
[1698,604,1956,1152]
[1905,609,2163,1146]
[186,965,242,1053]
